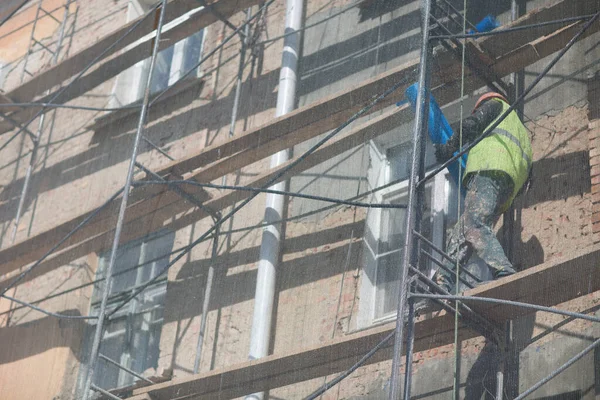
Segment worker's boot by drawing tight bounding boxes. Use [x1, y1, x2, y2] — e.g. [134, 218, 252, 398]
[493, 266, 516, 279]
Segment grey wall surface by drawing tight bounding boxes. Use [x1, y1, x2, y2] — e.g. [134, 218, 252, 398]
[290, 0, 422, 218]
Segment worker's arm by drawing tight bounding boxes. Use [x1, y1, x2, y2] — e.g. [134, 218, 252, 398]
[434, 99, 503, 163]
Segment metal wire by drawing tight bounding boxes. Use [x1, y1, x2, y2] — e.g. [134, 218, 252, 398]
[420, 250, 474, 289]
[141, 136, 174, 161]
[1, 294, 98, 320]
[2, 1, 162, 142]
[0, 246, 187, 317]
[413, 230, 482, 282]
[304, 331, 395, 400]
[90, 384, 123, 400]
[133, 179, 409, 209]
[134, 164, 219, 219]
[0, 175, 413, 319]
[0, 112, 37, 140]
[82, 2, 169, 397]
[407, 266, 499, 341]
[430, 14, 596, 40]
[389, 0, 433, 397]
[419, 10, 600, 187]
[514, 337, 600, 400]
[99, 354, 154, 384]
[149, 0, 275, 106]
[193, 225, 220, 373]
[257, 0, 362, 45]
[196, 0, 243, 36]
[0, 186, 126, 297]
[0, 102, 142, 112]
[412, 294, 600, 324]
[105, 69, 417, 320]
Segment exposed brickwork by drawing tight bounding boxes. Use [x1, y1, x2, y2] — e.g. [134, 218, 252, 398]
[0, 1, 598, 400]
[589, 79, 600, 243]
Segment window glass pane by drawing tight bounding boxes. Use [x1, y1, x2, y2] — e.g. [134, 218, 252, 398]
[94, 244, 141, 302]
[141, 232, 176, 282]
[375, 251, 402, 317]
[88, 232, 173, 390]
[95, 322, 127, 389]
[150, 46, 174, 94]
[182, 30, 204, 75]
[375, 186, 433, 319]
[387, 139, 437, 182]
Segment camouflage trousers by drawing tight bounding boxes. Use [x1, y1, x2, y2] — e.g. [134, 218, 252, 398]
[436, 171, 516, 294]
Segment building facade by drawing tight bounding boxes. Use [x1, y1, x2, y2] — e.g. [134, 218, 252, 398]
[0, 0, 599, 399]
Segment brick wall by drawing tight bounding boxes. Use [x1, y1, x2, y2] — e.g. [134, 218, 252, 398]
[589, 73, 600, 244]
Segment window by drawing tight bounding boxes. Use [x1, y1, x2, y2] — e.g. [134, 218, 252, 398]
[359, 138, 455, 326]
[86, 231, 174, 390]
[109, 0, 206, 108]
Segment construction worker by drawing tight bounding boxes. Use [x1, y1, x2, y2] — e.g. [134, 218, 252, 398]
[433, 92, 532, 294]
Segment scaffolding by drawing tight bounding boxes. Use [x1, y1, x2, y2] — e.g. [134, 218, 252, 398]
[0, 0, 598, 399]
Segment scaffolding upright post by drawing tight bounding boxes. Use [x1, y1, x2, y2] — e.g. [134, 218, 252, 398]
[389, 0, 433, 398]
[10, 0, 73, 244]
[81, 1, 168, 398]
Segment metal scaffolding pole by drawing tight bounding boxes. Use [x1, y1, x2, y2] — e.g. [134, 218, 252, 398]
[419, 11, 600, 187]
[81, 0, 169, 398]
[193, 224, 220, 373]
[10, 0, 72, 244]
[388, 0, 433, 398]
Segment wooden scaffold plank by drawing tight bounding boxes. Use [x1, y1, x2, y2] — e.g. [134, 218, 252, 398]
[124, 247, 600, 400]
[0, 0, 598, 285]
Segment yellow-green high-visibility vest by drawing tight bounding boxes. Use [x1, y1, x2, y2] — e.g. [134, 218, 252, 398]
[464, 98, 532, 211]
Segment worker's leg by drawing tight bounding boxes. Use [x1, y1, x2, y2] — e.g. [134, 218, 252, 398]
[462, 171, 516, 280]
[436, 214, 472, 294]
[436, 172, 515, 293]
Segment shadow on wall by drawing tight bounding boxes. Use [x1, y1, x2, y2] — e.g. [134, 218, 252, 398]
[0, 8, 422, 226]
[0, 311, 85, 364]
[357, 0, 414, 22]
[167, 220, 364, 324]
[522, 151, 591, 207]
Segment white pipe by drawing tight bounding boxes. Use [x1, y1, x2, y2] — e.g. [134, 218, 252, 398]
[246, 0, 302, 398]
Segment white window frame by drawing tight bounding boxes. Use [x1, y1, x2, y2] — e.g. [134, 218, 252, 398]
[83, 230, 174, 391]
[108, 0, 207, 108]
[358, 140, 452, 328]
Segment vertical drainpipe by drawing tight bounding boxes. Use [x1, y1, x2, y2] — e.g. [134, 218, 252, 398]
[246, 0, 303, 399]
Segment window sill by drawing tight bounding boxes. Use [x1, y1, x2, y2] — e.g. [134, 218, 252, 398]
[87, 76, 205, 132]
[346, 316, 397, 337]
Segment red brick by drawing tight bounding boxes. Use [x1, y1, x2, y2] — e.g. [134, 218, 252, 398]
[589, 139, 600, 151]
[592, 213, 600, 224]
[591, 165, 600, 177]
[593, 222, 600, 233]
[590, 156, 600, 167]
[590, 147, 600, 158]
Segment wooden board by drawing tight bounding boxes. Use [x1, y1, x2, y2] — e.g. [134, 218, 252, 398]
[0, 0, 597, 282]
[479, 0, 600, 60]
[463, 248, 600, 323]
[3, 0, 197, 103]
[127, 314, 466, 400]
[0, 0, 259, 134]
[0, 94, 21, 113]
[0, 0, 28, 27]
[125, 247, 600, 399]
[0, 105, 412, 283]
[0, 0, 589, 134]
[492, 18, 600, 77]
